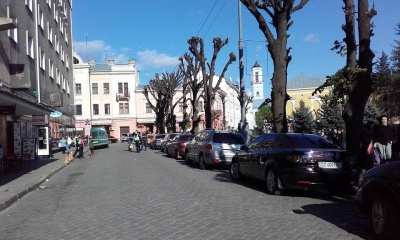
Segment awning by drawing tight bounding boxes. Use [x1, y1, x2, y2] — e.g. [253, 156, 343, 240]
[91, 119, 112, 125]
[137, 118, 155, 124]
[0, 89, 53, 115]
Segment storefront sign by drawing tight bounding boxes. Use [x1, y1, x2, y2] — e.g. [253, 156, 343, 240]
[0, 106, 16, 115]
[32, 115, 49, 125]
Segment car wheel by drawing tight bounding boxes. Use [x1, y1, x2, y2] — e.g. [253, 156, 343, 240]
[166, 148, 171, 157]
[370, 194, 400, 239]
[175, 149, 179, 160]
[184, 152, 191, 165]
[199, 155, 208, 170]
[230, 161, 242, 180]
[265, 167, 281, 195]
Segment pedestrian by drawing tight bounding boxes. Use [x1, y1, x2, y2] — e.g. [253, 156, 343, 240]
[134, 132, 141, 153]
[59, 136, 67, 154]
[89, 136, 95, 156]
[78, 136, 85, 158]
[391, 116, 400, 160]
[360, 121, 376, 169]
[73, 133, 81, 158]
[373, 114, 395, 163]
[141, 130, 148, 151]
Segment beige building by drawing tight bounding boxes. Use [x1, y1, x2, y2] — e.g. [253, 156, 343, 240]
[73, 53, 139, 138]
[286, 75, 331, 118]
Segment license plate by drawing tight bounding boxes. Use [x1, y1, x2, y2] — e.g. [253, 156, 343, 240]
[318, 162, 342, 169]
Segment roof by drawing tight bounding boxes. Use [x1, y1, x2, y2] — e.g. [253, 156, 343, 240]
[252, 60, 261, 68]
[90, 64, 112, 71]
[287, 75, 327, 89]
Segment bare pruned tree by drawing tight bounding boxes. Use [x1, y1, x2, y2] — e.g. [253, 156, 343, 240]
[240, 0, 310, 133]
[163, 70, 184, 133]
[179, 53, 204, 133]
[187, 37, 236, 129]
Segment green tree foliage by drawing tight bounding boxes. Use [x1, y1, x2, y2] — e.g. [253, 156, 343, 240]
[390, 22, 400, 116]
[254, 104, 272, 134]
[317, 92, 345, 130]
[363, 99, 383, 125]
[292, 100, 315, 133]
[391, 23, 400, 73]
[372, 51, 392, 98]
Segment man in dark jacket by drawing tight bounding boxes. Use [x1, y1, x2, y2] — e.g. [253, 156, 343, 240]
[373, 115, 395, 163]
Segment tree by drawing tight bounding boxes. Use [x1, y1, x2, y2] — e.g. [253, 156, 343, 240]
[187, 37, 236, 129]
[363, 98, 383, 125]
[179, 52, 204, 133]
[390, 22, 400, 116]
[291, 100, 315, 133]
[315, 0, 376, 159]
[255, 104, 272, 134]
[371, 51, 391, 104]
[240, 0, 310, 133]
[317, 92, 345, 131]
[391, 22, 400, 73]
[163, 70, 184, 133]
[143, 74, 169, 134]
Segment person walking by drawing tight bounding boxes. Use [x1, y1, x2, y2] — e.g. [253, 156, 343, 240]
[64, 139, 72, 164]
[73, 133, 80, 158]
[134, 132, 141, 153]
[373, 114, 395, 163]
[141, 130, 148, 151]
[89, 136, 95, 156]
[78, 136, 85, 158]
[59, 136, 67, 154]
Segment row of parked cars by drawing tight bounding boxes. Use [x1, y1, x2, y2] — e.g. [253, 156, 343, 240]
[148, 129, 400, 239]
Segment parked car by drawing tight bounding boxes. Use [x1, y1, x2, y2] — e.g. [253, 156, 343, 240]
[150, 134, 166, 149]
[160, 133, 181, 152]
[230, 133, 359, 195]
[147, 134, 155, 145]
[185, 130, 245, 170]
[355, 161, 400, 239]
[108, 136, 118, 143]
[121, 133, 129, 142]
[166, 134, 196, 159]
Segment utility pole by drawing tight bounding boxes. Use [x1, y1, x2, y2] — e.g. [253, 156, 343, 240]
[238, 0, 251, 144]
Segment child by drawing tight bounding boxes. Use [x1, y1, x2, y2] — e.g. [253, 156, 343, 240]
[89, 136, 94, 156]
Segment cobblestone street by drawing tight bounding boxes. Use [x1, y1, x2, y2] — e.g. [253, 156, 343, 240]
[0, 143, 371, 240]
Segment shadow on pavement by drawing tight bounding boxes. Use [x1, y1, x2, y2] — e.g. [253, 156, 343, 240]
[0, 157, 59, 186]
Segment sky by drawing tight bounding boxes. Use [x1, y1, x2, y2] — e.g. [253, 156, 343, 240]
[72, 0, 400, 98]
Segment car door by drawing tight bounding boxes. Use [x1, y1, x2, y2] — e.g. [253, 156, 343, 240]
[252, 135, 285, 179]
[188, 133, 202, 161]
[193, 132, 208, 162]
[240, 135, 266, 176]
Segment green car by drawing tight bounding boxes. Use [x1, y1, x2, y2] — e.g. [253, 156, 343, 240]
[90, 127, 109, 148]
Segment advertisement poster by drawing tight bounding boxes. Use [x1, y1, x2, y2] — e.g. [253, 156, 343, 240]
[22, 138, 36, 160]
[13, 122, 21, 155]
[26, 122, 33, 138]
[21, 122, 27, 139]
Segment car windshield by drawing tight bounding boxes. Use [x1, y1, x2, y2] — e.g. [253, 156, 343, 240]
[213, 133, 244, 144]
[280, 134, 338, 149]
[155, 135, 165, 139]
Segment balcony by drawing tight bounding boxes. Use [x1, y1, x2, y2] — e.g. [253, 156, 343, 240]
[211, 109, 222, 117]
[116, 92, 130, 102]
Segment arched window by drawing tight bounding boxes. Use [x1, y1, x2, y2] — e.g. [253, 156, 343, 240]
[255, 72, 259, 83]
[256, 91, 259, 97]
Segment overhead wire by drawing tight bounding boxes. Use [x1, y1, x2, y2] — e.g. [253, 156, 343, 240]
[196, 0, 218, 37]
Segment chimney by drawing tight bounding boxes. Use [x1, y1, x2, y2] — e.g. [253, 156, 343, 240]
[128, 59, 136, 66]
[107, 59, 115, 65]
[88, 60, 96, 66]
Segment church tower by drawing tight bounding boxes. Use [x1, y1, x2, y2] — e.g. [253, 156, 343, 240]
[251, 60, 263, 100]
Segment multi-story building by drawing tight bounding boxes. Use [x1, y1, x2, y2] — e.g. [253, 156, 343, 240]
[0, 0, 74, 156]
[73, 53, 139, 138]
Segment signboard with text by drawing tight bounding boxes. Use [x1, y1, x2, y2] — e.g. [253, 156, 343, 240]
[32, 115, 49, 125]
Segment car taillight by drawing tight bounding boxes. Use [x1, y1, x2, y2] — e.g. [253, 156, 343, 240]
[287, 155, 314, 163]
[179, 143, 185, 149]
[204, 144, 213, 151]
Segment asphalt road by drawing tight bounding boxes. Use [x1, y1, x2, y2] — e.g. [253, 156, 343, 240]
[0, 142, 371, 240]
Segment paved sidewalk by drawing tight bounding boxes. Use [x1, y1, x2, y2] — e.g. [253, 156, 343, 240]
[0, 149, 87, 212]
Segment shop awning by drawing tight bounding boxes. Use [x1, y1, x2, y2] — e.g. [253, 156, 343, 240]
[91, 119, 112, 125]
[136, 118, 155, 124]
[0, 89, 53, 115]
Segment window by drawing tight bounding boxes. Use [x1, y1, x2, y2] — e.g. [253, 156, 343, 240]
[146, 103, 152, 113]
[103, 83, 110, 94]
[26, 0, 33, 11]
[40, 50, 45, 70]
[75, 83, 81, 95]
[48, 23, 53, 43]
[67, 80, 70, 94]
[92, 83, 98, 95]
[198, 101, 204, 112]
[178, 102, 183, 112]
[119, 103, 129, 114]
[93, 104, 99, 115]
[7, 8, 18, 43]
[104, 104, 111, 115]
[118, 82, 129, 94]
[255, 72, 259, 83]
[56, 69, 60, 85]
[76, 105, 82, 115]
[27, 34, 34, 58]
[49, 60, 54, 78]
[38, 9, 44, 29]
[62, 75, 66, 90]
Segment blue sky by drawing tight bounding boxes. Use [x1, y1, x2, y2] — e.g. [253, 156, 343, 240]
[72, 0, 400, 97]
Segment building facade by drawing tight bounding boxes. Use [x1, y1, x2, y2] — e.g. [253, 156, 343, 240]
[0, 0, 75, 156]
